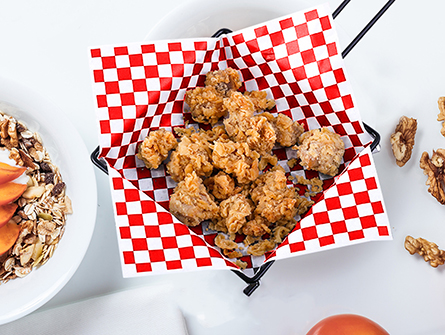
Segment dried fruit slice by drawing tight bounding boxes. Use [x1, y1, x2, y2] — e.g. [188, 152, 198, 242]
[0, 203, 18, 228]
[0, 182, 27, 206]
[0, 220, 20, 256]
[0, 162, 26, 184]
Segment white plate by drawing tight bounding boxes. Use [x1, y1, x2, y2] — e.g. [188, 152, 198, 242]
[147, 0, 307, 40]
[0, 77, 97, 325]
[147, 0, 342, 41]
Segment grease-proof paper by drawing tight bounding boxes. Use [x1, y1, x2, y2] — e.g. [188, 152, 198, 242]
[89, 3, 391, 278]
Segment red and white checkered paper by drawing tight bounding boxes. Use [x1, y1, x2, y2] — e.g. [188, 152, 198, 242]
[89, 3, 391, 278]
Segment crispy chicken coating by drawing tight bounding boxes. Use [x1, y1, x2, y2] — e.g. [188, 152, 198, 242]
[167, 131, 214, 182]
[224, 92, 276, 155]
[242, 214, 271, 237]
[270, 219, 297, 244]
[169, 171, 218, 227]
[204, 171, 241, 200]
[205, 68, 242, 94]
[251, 166, 301, 223]
[218, 193, 253, 234]
[214, 234, 238, 250]
[263, 112, 305, 147]
[184, 68, 242, 125]
[295, 127, 345, 176]
[243, 90, 275, 112]
[211, 138, 260, 184]
[247, 239, 276, 256]
[137, 129, 177, 169]
[184, 86, 226, 125]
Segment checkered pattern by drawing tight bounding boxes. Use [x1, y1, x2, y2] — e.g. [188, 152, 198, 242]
[268, 145, 391, 263]
[89, 4, 391, 278]
[108, 166, 237, 277]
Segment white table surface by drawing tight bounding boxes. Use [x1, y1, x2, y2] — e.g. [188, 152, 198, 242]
[1, 0, 445, 334]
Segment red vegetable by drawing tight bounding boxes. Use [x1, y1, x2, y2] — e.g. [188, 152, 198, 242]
[306, 314, 389, 335]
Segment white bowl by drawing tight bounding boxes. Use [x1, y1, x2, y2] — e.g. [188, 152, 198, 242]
[0, 77, 97, 325]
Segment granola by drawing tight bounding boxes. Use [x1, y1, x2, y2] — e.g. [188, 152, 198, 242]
[0, 111, 72, 284]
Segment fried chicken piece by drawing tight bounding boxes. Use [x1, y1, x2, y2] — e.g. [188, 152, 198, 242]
[263, 112, 305, 147]
[248, 116, 277, 155]
[184, 86, 226, 125]
[247, 239, 276, 256]
[223, 92, 276, 155]
[218, 193, 253, 234]
[204, 171, 241, 200]
[175, 125, 228, 142]
[295, 127, 345, 176]
[167, 131, 214, 182]
[169, 171, 218, 227]
[211, 138, 260, 184]
[250, 166, 301, 223]
[137, 129, 178, 169]
[214, 234, 244, 259]
[205, 68, 242, 95]
[199, 125, 228, 142]
[295, 175, 323, 198]
[242, 214, 271, 237]
[270, 219, 297, 244]
[243, 90, 275, 112]
[184, 68, 242, 125]
[214, 233, 238, 249]
[259, 153, 278, 170]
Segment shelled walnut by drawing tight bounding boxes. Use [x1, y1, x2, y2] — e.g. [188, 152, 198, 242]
[437, 97, 445, 137]
[405, 235, 445, 268]
[419, 149, 445, 204]
[390, 116, 417, 167]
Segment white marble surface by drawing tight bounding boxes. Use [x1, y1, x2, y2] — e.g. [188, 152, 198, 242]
[1, 0, 445, 334]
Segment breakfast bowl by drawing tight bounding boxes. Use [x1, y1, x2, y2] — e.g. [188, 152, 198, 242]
[0, 77, 97, 324]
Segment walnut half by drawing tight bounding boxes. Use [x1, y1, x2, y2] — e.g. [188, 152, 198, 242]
[405, 235, 445, 268]
[419, 149, 445, 204]
[437, 97, 445, 137]
[390, 116, 417, 167]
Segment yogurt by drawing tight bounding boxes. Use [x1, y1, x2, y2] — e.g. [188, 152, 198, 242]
[0, 148, 29, 185]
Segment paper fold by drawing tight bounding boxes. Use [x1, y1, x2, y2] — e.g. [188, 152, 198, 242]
[89, 3, 391, 278]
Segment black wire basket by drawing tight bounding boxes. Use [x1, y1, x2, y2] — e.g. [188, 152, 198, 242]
[91, 0, 394, 296]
